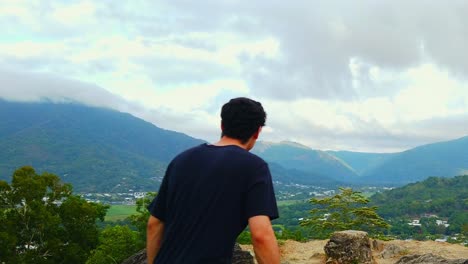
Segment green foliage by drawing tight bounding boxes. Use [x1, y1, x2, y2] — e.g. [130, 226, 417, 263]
[128, 192, 157, 244]
[0, 166, 108, 264]
[386, 218, 415, 240]
[371, 175, 468, 239]
[277, 227, 307, 242]
[236, 231, 252, 244]
[372, 176, 468, 218]
[236, 226, 306, 245]
[448, 211, 468, 235]
[90, 192, 156, 263]
[301, 187, 390, 239]
[272, 200, 311, 228]
[86, 225, 140, 264]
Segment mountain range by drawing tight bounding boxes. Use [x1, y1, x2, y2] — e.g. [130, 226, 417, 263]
[253, 141, 358, 182]
[1, 100, 467, 191]
[358, 136, 468, 185]
[0, 100, 203, 192]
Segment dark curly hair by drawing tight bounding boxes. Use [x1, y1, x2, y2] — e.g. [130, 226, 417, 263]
[220, 97, 267, 143]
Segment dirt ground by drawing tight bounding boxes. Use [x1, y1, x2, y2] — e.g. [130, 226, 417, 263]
[240, 239, 468, 264]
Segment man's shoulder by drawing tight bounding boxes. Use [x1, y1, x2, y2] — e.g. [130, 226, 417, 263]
[173, 143, 266, 166]
[238, 148, 266, 165]
[220, 145, 268, 170]
[171, 143, 206, 160]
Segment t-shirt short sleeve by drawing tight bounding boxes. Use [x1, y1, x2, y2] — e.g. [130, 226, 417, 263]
[147, 167, 170, 222]
[245, 163, 279, 220]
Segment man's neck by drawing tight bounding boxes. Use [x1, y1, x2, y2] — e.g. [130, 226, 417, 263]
[213, 137, 249, 150]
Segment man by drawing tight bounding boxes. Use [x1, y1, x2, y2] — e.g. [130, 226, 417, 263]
[147, 97, 280, 264]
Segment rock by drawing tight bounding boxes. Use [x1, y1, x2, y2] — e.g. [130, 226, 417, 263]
[380, 244, 404, 259]
[371, 239, 385, 252]
[311, 252, 325, 258]
[121, 243, 254, 264]
[395, 253, 468, 264]
[121, 249, 146, 264]
[324, 230, 375, 264]
[232, 243, 255, 264]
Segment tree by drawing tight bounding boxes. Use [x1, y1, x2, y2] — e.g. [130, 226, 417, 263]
[128, 192, 156, 245]
[301, 187, 390, 239]
[86, 225, 140, 264]
[0, 166, 108, 263]
[388, 218, 415, 239]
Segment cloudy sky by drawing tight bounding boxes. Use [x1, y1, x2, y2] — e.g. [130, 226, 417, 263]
[1, 0, 468, 152]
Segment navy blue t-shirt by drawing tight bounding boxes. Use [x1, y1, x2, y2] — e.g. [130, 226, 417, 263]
[148, 143, 278, 264]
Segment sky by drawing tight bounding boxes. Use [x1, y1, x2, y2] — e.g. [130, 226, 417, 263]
[1, 0, 468, 152]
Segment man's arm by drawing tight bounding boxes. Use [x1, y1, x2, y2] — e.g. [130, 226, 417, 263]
[147, 215, 164, 264]
[248, 215, 280, 264]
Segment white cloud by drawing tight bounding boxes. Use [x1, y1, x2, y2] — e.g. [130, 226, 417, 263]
[51, 1, 96, 27]
[0, 38, 75, 60]
[2, 0, 468, 152]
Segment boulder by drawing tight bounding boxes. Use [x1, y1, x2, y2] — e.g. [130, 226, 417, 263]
[379, 244, 404, 259]
[120, 243, 254, 264]
[324, 230, 375, 264]
[371, 239, 385, 252]
[232, 243, 255, 264]
[395, 253, 468, 264]
[121, 249, 146, 264]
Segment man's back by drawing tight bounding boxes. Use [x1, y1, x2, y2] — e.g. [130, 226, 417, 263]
[148, 143, 277, 263]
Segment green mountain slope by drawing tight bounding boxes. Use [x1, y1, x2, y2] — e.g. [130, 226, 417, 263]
[361, 136, 468, 185]
[370, 175, 468, 219]
[0, 100, 204, 192]
[253, 141, 358, 182]
[268, 162, 341, 187]
[0, 100, 341, 193]
[326, 150, 396, 176]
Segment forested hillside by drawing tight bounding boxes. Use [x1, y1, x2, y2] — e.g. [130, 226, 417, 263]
[0, 100, 203, 191]
[0, 101, 341, 194]
[371, 175, 468, 218]
[3, 100, 468, 193]
[371, 175, 468, 239]
[254, 141, 358, 182]
[269, 162, 341, 186]
[327, 150, 395, 175]
[360, 136, 468, 185]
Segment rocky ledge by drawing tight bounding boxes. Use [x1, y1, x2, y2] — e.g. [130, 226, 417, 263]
[121, 243, 254, 264]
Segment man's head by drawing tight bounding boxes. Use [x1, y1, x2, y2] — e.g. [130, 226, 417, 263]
[220, 97, 267, 144]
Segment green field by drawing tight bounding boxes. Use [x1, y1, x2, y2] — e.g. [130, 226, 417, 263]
[105, 205, 137, 222]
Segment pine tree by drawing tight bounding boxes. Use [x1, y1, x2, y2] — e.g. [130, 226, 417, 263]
[301, 187, 390, 239]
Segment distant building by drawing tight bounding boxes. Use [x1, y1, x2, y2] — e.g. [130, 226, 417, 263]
[133, 192, 147, 199]
[408, 219, 421, 226]
[436, 220, 450, 227]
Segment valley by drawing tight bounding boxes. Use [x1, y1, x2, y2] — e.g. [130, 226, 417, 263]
[1, 100, 467, 245]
